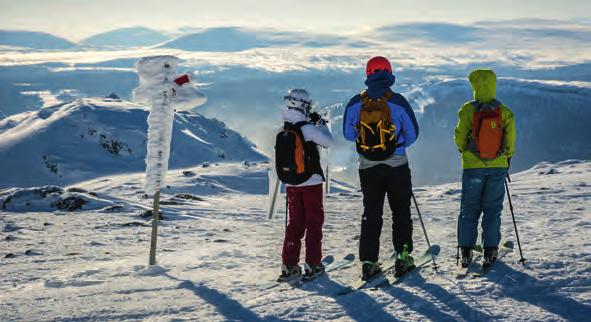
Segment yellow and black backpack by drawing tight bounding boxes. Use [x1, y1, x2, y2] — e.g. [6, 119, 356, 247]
[356, 90, 399, 161]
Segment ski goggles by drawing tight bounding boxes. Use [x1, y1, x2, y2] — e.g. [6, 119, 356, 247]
[284, 95, 312, 109]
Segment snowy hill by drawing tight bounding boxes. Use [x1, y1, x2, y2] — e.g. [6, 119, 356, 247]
[410, 78, 591, 185]
[158, 27, 361, 52]
[80, 27, 171, 48]
[0, 160, 589, 320]
[0, 30, 77, 50]
[159, 27, 280, 52]
[0, 97, 266, 188]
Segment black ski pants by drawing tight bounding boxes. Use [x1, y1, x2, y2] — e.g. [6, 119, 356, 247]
[359, 163, 413, 262]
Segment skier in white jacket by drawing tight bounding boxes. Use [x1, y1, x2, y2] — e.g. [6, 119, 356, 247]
[276, 89, 333, 281]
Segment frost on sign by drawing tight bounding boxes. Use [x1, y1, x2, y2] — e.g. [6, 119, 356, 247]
[134, 55, 207, 196]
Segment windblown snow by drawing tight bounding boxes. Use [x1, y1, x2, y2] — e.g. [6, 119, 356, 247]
[0, 160, 589, 321]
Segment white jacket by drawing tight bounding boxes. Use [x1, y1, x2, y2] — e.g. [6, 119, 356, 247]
[280, 108, 333, 187]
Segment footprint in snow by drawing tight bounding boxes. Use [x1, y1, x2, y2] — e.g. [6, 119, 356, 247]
[44, 279, 105, 288]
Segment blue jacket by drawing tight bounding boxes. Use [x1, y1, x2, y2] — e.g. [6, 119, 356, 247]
[342, 92, 419, 156]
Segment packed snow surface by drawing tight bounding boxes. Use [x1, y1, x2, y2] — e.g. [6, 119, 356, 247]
[0, 160, 589, 321]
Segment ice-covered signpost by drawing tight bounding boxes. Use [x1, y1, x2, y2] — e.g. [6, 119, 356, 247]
[133, 55, 206, 265]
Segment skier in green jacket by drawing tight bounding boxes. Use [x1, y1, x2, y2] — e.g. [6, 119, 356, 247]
[454, 68, 516, 268]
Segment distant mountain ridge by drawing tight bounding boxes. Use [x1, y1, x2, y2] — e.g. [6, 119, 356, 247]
[80, 27, 171, 48]
[158, 26, 365, 51]
[0, 30, 77, 49]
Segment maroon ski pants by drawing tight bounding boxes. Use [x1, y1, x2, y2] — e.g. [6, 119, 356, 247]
[281, 184, 324, 266]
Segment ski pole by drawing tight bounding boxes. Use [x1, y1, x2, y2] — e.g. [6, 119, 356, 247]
[285, 192, 288, 228]
[504, 178, 526, 266]
[411, 192, 438, 270]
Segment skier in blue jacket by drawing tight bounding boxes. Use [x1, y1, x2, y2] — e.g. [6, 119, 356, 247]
[343, 56, 419, 279]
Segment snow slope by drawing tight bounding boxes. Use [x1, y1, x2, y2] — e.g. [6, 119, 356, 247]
[0, 97, 266, 188]
[0, 160, 589, 321]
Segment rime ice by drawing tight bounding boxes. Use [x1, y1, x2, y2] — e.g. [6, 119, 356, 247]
[134, 55, 206, 196]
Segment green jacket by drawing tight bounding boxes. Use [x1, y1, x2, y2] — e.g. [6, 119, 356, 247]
[454, 69, 516, 169]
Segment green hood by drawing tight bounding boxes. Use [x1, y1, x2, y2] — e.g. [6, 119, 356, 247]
[468, 69, 497, 103]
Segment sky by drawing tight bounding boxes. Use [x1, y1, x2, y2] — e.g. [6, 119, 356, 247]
[1, 0, 590, 40]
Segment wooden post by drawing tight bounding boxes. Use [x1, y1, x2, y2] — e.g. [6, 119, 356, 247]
[148, 190, 161, 265]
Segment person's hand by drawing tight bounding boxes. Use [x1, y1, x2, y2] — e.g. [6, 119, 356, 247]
[309, 112, 321, 124]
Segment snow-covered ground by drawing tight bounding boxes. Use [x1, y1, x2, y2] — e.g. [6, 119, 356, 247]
[1, 160, 589, 321]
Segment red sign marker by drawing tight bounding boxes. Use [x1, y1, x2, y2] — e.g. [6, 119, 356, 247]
[174, 74, 190, 86]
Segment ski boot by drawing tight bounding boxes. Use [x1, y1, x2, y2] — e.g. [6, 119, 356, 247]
[483, 247, 498, 268]
[361, 261, 382, 281]
[395, 243, 416, 278]
[303, 263, 325, 280]
[460, 247, 474, 268]
[277, 264, 302, 282]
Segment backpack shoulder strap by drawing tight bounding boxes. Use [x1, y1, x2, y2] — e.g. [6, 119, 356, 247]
[383, 89, 394, 100]
[491, 99, 502, 108]
[360, 90, 371, 106]
[285, 121, 309, 142]
[360, 89, 393, 105]
[469, 100, 481, 112]
[471, 99, 503, 111]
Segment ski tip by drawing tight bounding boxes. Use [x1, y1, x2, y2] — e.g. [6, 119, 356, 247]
[502, 240, 515, 249]
[344, 254, 356, 261]
[323, 255, 335, 265]
[428, 244, 441, 256]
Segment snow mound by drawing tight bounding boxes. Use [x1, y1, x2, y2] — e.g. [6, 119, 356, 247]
[0, 186, 113, 212]
[0, 98, 266, 188]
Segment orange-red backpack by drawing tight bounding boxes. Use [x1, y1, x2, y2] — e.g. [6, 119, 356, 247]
[471, 101, 503, 160]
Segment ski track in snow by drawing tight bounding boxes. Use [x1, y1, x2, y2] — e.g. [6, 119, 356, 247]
[0, 160, 590, 321]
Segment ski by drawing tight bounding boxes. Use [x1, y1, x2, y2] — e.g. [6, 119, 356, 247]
[455, 245, 483, 278]
[336, 253, 398, 296]
[258, 254, 353, 292]
[471, 240, 514, 277]
[383, 244, 441, 286]
[295, 253, 355, 286]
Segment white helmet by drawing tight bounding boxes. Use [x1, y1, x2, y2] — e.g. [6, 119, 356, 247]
[284, 89, 312, 114]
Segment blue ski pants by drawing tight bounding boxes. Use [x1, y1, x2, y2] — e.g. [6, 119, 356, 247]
[457, 167, 507, 248]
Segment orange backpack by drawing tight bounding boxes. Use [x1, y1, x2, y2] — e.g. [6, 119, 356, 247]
[471, 101, 503, 160]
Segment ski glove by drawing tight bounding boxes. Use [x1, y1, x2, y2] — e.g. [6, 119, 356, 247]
[309, 112, 321, 124]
